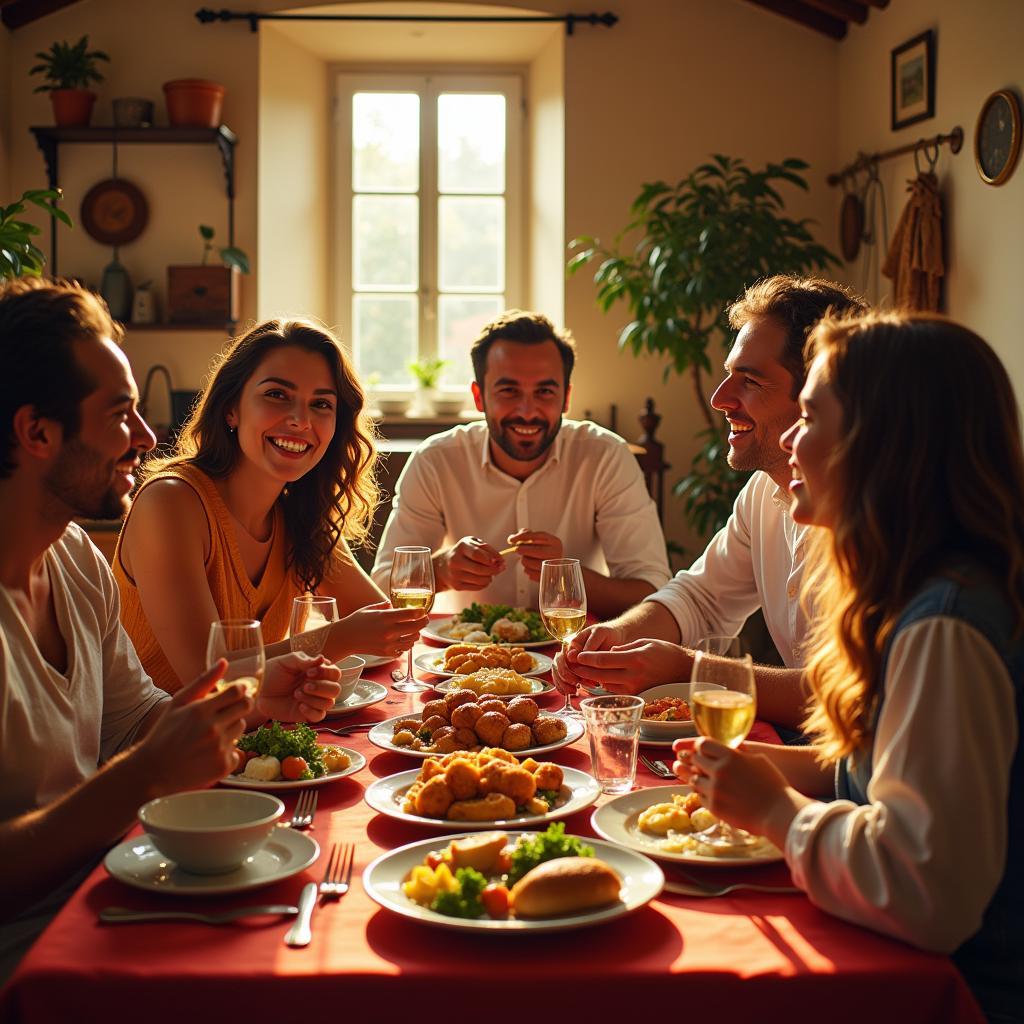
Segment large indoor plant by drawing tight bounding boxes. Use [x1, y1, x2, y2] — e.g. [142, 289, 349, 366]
[0, 188, 72, 279]
[568, 154, 837, 544]
[30, 35, 109, 127]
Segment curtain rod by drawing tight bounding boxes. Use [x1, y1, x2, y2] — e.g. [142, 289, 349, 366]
[195, 8, 618, 35]
[828, 126, 963, 186]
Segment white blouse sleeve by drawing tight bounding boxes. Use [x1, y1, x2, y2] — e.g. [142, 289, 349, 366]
[784, 617, 1017, 953]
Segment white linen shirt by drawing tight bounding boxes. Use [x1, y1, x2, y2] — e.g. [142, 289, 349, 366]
[645, 471, 809, 665]
[786, 617, 1016, 953]
[371, 419, 670, 612]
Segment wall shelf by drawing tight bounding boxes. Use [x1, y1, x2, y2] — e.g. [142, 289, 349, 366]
[29, 124, 237, 273]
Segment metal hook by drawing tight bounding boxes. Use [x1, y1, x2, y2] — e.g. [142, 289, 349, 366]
[913, 142, 924, 176]
[925, 139, 940, 172]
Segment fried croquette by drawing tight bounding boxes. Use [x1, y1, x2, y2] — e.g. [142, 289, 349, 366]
[479, 762, 536, 805]
[414, 775, 455, 817]
[531, 716, 568, 746]
[510, 650, 535, 673]
[393, 718, 423, 734]
[447, 792, 517, 821]
[443, 688, 478, 711]
[475, 710, 511, 746]
[502, 723, 532, 751]
[443, 757, 481, 800]
[506, 696, 539, 725]
[421, 699, 448, 720]
[532, 762, 564, 792]
[450, 702, 484, 729]
[392, 729, 416, 747]
[452, 727, 479, 748]
[421, 714, 449, 735]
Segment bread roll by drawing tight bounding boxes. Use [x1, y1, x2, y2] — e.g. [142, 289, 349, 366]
[510, 857, 621, 918]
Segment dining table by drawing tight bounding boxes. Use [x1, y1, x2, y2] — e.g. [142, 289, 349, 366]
[0, 624, 985, 1024]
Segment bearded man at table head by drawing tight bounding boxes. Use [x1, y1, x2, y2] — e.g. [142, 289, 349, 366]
[0, 277, 341, 981]
[553, 276, 868, 733]
[371, 309, 671, 618]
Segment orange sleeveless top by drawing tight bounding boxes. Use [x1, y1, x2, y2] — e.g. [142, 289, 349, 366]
[113, 464, 300, 693]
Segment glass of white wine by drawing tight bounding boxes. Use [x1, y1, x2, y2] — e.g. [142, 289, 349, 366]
[207, 619, 265, 699]
[390, 545, 434, 693]
[689, 634, 758, 848]
[289, 595, 338, 656]
[539, 558, 587, 719]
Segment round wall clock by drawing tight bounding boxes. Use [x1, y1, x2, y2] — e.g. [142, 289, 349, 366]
[974, 89, 1021, 186]
[80, 178, 149, 245]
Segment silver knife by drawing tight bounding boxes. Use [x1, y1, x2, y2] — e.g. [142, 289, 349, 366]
[284, 882, 318, 947]
[100, 905, 298, 925]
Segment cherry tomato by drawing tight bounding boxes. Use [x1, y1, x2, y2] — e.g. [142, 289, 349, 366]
[281, 756, 309, 781]
[426, 851, 445, 870]
[481, 883, 510, 918]
[495, 850, 512, 874]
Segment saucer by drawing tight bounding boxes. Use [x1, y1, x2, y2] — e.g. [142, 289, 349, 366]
[104, 829, 319, 895]
[326, 678, 388, 717]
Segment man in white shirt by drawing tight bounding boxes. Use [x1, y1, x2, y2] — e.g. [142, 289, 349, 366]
[372, 310, 670, 617]
[0, 278, 340, 977]
[553, 276, 866, 729]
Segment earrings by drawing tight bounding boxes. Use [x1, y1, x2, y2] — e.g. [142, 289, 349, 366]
[227, 424, 236, 434]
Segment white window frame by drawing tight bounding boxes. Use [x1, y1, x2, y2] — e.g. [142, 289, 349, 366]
[333, 71, 523, 396]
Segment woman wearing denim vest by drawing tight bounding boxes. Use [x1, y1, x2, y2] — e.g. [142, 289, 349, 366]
[674, 313, 1023, 1022]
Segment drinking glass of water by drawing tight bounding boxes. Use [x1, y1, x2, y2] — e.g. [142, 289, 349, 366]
[579, 694, 644, 794]
[207, 619, 265, 698]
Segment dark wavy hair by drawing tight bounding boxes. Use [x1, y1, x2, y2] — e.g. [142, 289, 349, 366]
[802, 312, 1024, 758]
[470, 309, 576, 390]
[142, 319, 379, 592]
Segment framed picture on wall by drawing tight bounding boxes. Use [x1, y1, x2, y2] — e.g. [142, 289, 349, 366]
[891, 30, 935, 131]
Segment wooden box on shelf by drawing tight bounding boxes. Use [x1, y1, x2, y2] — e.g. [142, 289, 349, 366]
[167, 265, 239, 324]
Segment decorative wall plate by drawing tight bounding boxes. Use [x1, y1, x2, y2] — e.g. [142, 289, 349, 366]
[81, 178, 149, 245]
[974, 89, 1021, 186]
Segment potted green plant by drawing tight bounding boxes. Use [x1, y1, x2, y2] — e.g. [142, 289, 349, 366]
[408, 356, 449, 416]
[568, 155, 837, 546]
[167, 224, 249, 325]
[30, 35, 109, 127]
[0, 188, 72, 279]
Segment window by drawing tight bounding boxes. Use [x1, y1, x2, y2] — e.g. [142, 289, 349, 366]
[335, 73, 522, 392]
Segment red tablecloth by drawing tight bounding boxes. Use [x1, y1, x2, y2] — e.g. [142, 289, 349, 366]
[0, 638, 984, 1024]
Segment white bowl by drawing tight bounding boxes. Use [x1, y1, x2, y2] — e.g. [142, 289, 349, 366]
[334, 654, 365, 704]
[138, 790, 284, 875]
[375, 397, 411, 416]
[637, 682, 698, 740]
[431, 397, 466, 417]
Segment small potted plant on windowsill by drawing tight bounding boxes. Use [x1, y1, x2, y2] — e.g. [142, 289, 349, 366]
[168, 224, 249, 325]
[408, 356, 449, 417]
[30, 35, 109, 127]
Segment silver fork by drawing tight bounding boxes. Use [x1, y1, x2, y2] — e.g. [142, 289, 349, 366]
[663, 879, 802, 897]
[639, 753, 675, 779]
[285, 789, 317, 830]
[320, 842, 356, 902]
[319, 723, 371, 737]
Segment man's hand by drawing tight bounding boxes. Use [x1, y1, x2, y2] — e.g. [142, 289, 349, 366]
[257, 652, 341, 723]
[335, 600, 429, 658]
[551, 622, 625, 694]
[571, 638, 693, 695]
[134, 660, 253, 795]
[507, 529, 562, 582]
[436, 536, 505, 591]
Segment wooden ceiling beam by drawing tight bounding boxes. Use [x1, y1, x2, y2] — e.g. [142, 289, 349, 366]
[1, 0, 84, 30]
[742, 0, 847, 40]
[800, 0, 868, 24]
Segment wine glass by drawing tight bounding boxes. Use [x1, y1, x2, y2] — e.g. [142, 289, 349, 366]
[390, 546, 434, 692]
[289, 595, 338, 656]
[207, 619, 265, 699]
[689, 634, 758, 848]
[539, 558, 587, 718]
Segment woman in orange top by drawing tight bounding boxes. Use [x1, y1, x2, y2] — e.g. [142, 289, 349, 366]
[115, 319, 428, 693]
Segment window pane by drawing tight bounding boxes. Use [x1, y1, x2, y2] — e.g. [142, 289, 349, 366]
[438, 196, 504, 291]
[353, 195, 418, 290]
[438, 94, 505, 194]
[438, 295, 504, 386]
[354, 295, 417, 385]
[353, 93, 419, 192]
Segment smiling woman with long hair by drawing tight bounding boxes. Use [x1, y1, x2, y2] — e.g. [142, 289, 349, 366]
[672, 312, 1024, 1022]
[114, 319, 427, 693]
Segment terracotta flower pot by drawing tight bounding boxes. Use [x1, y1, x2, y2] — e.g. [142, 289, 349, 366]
[163, 79, 225, 128]
[50, 89, 96, 127]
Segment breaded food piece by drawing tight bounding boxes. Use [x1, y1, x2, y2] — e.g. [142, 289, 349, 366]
[421, 699, 449, 721]
[452, 727, 479, 748]
[502, 723, 533, 751]
[479, 746, 517, 765]
[392, 729, 416, 747]
[519, 757, 539, 773]
[506, 696, 539, 725]
[415, 775, 455, 818]
[475, 710, 511, 746]
[523, 796, 550, 816]
[448, 792, 517, 821]
[321, 746, 351, 772]
[444, 757, 481, 800]
[443, 688, 478, 712]
[531, 716, 567, 746]
[393, 718, 423, 734]
[510, 651, 534, 673]
[478, 698, 507, 716]
[421, 714, 449, 735]
[450, 701, 484, 729]
[479, 761, 536, 805]
[451, 655, 483, 673]
[444, 643, 477, 661]
[532, 762, 564, 792]
[421, 757, 445, 781]
[681, 791, 702, 815]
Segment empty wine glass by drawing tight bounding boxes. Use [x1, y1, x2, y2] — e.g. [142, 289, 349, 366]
[207, 619, 265, 699]
[289, 595, 338, 656]
[689, 635, 758, 848]
[390, 546, 434, 692]
[540, 558, 587, 718]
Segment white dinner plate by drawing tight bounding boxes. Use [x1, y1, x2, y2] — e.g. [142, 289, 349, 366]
[591, 785, 783, 867]
[326, 678, 389, 718]
[105, 829, 320, 896]
[421, 616, 554, 649]
[638, 683, 697, 742]
[364, 765, 601, 830]
[351, 653, 397, 669]
[413, 650, 553, 679]
[220, 745, 365, 790]
[363, 831, 663, 932]
[433, 676, 555, 700]
[367, 712, 585, 760]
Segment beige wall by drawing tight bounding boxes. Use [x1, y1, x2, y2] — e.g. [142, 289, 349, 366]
[0, 26, 10, 199]
[834, 0, 1024, 399]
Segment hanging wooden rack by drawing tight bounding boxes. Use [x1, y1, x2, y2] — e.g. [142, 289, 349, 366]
[828, 126, 963, 186]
